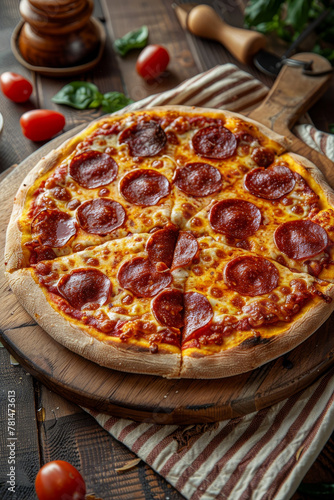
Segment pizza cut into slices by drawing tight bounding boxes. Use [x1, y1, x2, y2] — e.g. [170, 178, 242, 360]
[5, 105, 334, 378]
[8, 225, 200, 377]
[180, 237, 334, 377]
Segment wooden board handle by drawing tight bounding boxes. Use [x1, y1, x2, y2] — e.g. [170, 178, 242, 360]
[187, 4, 266, 64]
[248, 53, 332, 134]
[248, 52, 334, 186]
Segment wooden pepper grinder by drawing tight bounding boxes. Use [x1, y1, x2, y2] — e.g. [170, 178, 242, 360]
[18, 0, 101, 68]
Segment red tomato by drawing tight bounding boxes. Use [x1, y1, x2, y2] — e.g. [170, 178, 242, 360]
[35, 460, 86, 500]
[0, 72, 33, 103]
[20, 110, 66, 141]
[136, 44, 170, 80]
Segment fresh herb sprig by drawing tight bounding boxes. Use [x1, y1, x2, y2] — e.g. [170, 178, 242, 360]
[244, 0, 334, 62]
[52, 82, 133, 112]
[113, 26, 149, 57]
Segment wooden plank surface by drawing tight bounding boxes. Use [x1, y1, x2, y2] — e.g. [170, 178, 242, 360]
[0, 348, 40, 500]
[0, 0, 333, 498]
[36, 384, 182, 500]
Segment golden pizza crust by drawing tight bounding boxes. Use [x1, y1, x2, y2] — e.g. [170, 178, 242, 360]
[5, 142, 79, 272]
[288, 151, 334, 208]
[7, 268, 181, 378]
[5, 105, 334, 379]
[181, 282, 334, 378]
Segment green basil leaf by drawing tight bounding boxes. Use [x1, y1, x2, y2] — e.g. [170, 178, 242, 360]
[52, 82, 103, 109]
[298, 482, 334, 496]
[286, 0, 312, 30]
[244, 0, 285, 26]
[329, 124, 334, 134]
[101, 92, 134, 113]
[88, 95, 104, 108]
[244, 0, 334, 65]
[113, 25, 148, 57]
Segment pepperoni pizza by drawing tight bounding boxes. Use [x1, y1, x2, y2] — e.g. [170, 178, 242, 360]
[5, 106, 334, 378]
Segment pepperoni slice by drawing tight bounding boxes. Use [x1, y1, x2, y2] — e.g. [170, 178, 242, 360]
[119, 121, 167, 157]
[173, 162, 222, 197]
[183, 292, 213, 342]
[152, 289, 184, 328]
[146, 224, 179, 268]
[31, 209, 77, 248]
[209, 199, 261, 239]
[118, 257, 172, 298]
[251, 147, 275, 167]
[29, 245, 57, 265]
[192, 126, 237, 159]
[58, 269, 111, 310]
[120, 169, 170, 206]
[172, 232, 198, 270]
[235, 132, 255, 144]
[244, 165, 296, 200]
[69, 150, 118, 189]
[224, 256, 279, 296]
[274, 220, 328, 260]
[76, 198, 126, 235]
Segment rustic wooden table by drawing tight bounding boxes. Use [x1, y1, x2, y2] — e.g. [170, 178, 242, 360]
[0, 1, 333, 499]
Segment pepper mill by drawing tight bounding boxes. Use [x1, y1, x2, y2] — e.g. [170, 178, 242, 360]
[18, 0, 101, 68]
[175, 4, 267, 65]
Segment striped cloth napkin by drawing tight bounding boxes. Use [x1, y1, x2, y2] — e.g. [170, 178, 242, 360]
[83, 64, 334, 500]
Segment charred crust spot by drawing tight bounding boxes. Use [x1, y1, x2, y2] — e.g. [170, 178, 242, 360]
[240, 335, 271, 348]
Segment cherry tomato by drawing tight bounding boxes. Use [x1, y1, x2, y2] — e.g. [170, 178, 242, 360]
[0, 72, 33, 103]
[35, 460, 86, 500]
[136, 44, 170, 80]
[20, 110, 66, 141]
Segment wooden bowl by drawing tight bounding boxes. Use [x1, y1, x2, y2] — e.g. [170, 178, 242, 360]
[11, 18, 106, 77]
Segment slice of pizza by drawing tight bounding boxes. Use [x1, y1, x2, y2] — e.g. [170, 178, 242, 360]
[180, 237, 334, 378]
[7, 161, 175, 272]
[185, 151, 334, 280]
[6, 225, 199, 378]
[169, 108, 287, 228]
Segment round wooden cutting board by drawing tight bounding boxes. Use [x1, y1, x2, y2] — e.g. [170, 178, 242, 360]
[1, 54, 334, 424]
